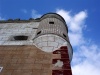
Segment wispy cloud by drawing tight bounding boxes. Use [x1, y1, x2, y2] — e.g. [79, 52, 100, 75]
[0, 16, 5, 20]
[31, 9, 41, 19]
[56, 9, 100, 75]
[0, 13, 5, 20]
[21, 9, 27, 14]
[21, 9, 41, 19]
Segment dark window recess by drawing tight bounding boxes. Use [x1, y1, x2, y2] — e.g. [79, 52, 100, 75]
[32, 28, 38, 29]
[37, 31, 41, 35]
[63, 34, 66, 37]
[13, 35, 28, 41]
[49, 21, 54, 24]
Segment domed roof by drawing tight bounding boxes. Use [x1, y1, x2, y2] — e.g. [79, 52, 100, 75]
[40, 13, 66, 24]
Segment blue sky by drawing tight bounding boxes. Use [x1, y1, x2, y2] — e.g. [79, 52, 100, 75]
[0, 0, 100, 44]
[0, 0, 100, 75]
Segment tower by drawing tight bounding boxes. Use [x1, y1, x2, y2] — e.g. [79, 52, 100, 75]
[0, 13, 73, 75]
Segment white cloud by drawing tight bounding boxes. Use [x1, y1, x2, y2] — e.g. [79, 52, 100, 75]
[73, 61, 100, 75]
[69, 33, 84, 46]
[56, 9, 87, 47]
[56, 9, 71, 23]
[56, 9, 100, 75]
[31, 9, 41, 18]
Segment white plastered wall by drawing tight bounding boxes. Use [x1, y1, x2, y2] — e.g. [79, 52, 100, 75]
[33, 34, 72, 60]
[0, 22, 39, 45]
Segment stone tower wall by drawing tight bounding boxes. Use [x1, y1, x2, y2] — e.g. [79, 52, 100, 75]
[36, 17, 69, 42]
[33, 13, 73, 61]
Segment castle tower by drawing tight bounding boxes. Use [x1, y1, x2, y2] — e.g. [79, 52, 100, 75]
[0, 13, 73, 75]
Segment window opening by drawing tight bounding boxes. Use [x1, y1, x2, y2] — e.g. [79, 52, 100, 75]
[49, 21, 54, 24]
[37, 31, 41, 35]
[63, 34, 66, 37]
[33, 28, 38, 29]
[13, 35, 28, 41]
